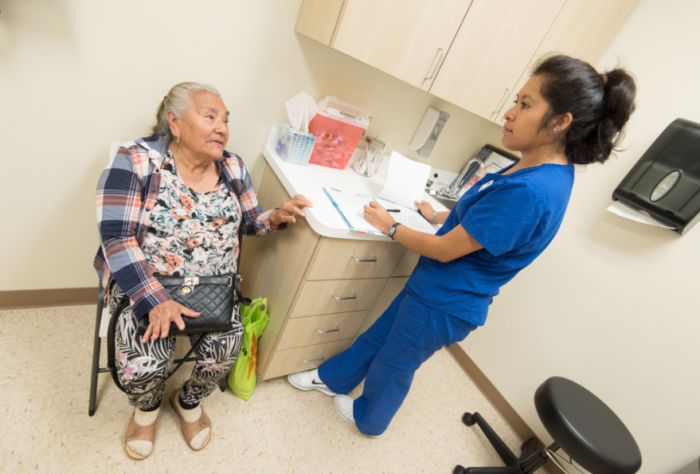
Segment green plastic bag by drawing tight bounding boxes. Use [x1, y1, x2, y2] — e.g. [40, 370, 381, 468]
[228, 297, 269, 400]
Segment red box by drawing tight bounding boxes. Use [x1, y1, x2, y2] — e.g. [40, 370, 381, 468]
[308, 97, 370, 170]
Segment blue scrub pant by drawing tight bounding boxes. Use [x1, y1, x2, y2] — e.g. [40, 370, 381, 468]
[318, 289, 477, 436]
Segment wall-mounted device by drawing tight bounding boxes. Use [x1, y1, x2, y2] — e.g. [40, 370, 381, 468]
[409, 106, 450, 158]
[438, 145, 518, 200]
[613, 118, 700, 235]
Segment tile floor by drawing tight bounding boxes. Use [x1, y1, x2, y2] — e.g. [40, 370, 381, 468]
[0, 304, 524, 473]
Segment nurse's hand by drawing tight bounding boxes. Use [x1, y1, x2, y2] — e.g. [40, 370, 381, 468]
[364, 201, 395, 234]
[415, 200, 435, 222]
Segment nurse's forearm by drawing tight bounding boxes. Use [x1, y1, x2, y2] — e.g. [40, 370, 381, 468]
[436, 211, 449, 225]
[393, 223, 482, 263]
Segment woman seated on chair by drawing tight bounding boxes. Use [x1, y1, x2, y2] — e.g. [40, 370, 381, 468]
[94, 82, 311, 460]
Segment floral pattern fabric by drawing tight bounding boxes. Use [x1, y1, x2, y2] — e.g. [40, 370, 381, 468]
[143, 151, 240, 277]
[110, 151, 245, 409]
[110, 285, 243, 409]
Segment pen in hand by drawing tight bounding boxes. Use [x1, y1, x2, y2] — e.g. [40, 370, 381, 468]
[387, 209, 400, 213]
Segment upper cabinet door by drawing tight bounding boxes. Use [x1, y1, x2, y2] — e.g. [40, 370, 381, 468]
[332, 0, 473, 91]
[429, 0, 565, 122]
[492, 0, 639, 126]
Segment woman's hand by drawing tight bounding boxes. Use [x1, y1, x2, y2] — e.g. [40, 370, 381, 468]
[415, 200, 435, 222]
[270, 195, 312, 225]
[141, 300, 201, 343]
[364, 201, 395, 235]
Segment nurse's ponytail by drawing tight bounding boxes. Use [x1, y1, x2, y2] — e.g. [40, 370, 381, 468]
[533, 55, 636, 166]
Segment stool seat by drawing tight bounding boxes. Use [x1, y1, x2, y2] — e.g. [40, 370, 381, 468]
[535, 377, 642, 474]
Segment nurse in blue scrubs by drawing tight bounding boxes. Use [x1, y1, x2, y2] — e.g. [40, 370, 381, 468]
[288, 55, 637, 437]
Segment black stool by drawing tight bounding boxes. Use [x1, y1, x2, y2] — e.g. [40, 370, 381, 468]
[454, 376, 642, 474]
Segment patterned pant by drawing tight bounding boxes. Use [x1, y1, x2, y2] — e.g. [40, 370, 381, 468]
[109, 286, 243, 410]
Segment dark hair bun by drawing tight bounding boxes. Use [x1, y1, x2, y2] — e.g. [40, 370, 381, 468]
[533, 55, 637, 165]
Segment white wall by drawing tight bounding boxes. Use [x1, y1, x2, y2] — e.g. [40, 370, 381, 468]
[0, 0, 502, 291]
[3, 1, 697, 471]
[461, 1, 700, 472]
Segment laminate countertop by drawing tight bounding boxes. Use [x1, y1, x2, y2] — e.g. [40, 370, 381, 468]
[261, 124, 452, 241]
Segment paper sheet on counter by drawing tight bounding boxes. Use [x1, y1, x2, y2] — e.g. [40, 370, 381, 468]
[375, 197, 437, 234]
[376, 151, 431, 210]
[607, 201, 676, 229]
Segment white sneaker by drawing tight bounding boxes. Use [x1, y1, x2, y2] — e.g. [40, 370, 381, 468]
[287, 369, 336, 396]
[334, 394, 355, 423]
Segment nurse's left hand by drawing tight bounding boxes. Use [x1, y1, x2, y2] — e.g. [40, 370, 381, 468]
[364, 201, 395, 234]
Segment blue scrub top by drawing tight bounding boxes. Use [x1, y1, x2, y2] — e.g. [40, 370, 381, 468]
[404, 162, 575, 326]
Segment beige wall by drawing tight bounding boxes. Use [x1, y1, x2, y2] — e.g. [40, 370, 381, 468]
[460, 1, 700, 473]
[4, 0, 696, 471]
[0, 0, 502, 292]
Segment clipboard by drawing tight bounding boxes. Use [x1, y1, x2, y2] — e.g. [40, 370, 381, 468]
[322, 187, 384, 236]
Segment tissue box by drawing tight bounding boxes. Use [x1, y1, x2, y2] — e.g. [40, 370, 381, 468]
[276, 124, 317, 166]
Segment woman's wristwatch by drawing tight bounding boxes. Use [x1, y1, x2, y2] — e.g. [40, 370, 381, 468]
[388, 222, 402, 240]
[432, 211, 438, 225]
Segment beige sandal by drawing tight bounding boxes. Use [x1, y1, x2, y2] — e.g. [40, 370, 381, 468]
[124, 414, 157, 460]
[170, 390, 211, 451]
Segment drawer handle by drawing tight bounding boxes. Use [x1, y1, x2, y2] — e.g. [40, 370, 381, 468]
[332, 291, 357, 301]
[316, 323, 340, 334]
[352, 255, 377, 263]
[301, 351, 325, 363]
[492, 88, 512, 116]
[424, 48, 445, 81]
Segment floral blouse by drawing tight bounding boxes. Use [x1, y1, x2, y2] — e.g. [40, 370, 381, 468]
[142, 151, 241, 277]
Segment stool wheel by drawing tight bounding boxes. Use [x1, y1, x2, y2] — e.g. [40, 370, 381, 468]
[453, 465, 466, 474]
[462, 412, 476, 426]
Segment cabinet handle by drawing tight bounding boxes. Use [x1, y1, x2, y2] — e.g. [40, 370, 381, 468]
[352, 255, 377, 263]
[492, 88, 512, 117]
[332, 291, 357, 301]
[302, 351, 325, 363]
[424, 48, 445, 81]
[316, 323, 340, 334]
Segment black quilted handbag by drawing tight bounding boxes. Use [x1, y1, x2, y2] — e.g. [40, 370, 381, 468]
[136, 273, 249, 336]
[107, 273, 250, 395]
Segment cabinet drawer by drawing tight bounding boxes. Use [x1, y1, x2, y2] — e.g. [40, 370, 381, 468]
[392, 250, 420, 277]
[265, 339, 352, 379]
[307, 238, 405, 280]
[291, 279, 386, 318]
[277, 311, 368, 351]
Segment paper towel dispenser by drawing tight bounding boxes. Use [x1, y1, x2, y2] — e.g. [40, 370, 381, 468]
[613, 118, 700, 235]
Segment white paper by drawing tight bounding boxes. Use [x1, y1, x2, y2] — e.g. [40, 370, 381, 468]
[285, 92, 318, 133]
[375, 198, 437, 235]
[607, 201, 676, 229]
[377, 151, 431, 210]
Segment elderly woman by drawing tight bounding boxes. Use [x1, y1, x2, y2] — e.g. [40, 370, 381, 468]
[94, 82, 311, 460]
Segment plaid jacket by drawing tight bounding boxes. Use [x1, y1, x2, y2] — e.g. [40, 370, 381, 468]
[94, 134, 281, 319]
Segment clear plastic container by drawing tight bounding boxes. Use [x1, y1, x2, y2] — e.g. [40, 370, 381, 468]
[308, 97, 370, 170]
[276, 124, 316, 166]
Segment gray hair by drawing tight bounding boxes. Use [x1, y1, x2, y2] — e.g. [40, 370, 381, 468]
[151, 82, 221, 140]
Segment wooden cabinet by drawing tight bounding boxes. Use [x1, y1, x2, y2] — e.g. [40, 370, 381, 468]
[429, 0, 565, 121]
[295, 0, 638, 121]
[240, 166, 412, 380]
[492, 0, 639, 126]
[332, 0, 473, 90]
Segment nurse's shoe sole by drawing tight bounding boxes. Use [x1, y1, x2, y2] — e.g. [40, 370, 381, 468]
[287, 369, 336, 397]
[334, 395, 382, 438]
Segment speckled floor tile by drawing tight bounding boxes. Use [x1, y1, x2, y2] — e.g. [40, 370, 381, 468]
[0, 305, 525, 473]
